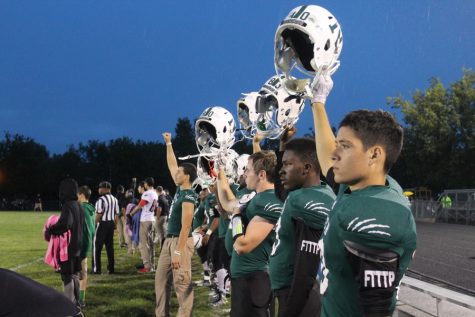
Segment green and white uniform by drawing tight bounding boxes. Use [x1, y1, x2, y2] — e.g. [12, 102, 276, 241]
[204, 193, 219, 228]
[230, 189, 283, 278]
[167, 188, 198, 236]
[269, 183, 335, 290]
[192, 200, 206, 231]
[225, 187, 253, 255]
[218, 184, 240, 238]
[318, 177, 417, 317]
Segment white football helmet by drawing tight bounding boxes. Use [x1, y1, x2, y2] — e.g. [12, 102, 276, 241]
[237, 92, 260, 139]
[274, 5, 343, 94]
[255, 75, 305, 139]
[195, 107, 236, 158]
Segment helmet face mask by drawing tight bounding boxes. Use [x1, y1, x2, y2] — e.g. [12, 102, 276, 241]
[275, 5, 343, 94]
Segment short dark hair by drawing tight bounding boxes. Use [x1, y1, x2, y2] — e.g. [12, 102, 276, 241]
[78, 185, 91, 200]
[144, 177, 155, 188]
[284, 138, 320, 173]
[249, 150, 277, 183]
[339, 109, 403, 172]
[138, 181, 145, 188]
[99, 181, 112, 189]
[156, 186, 163, 192]
[179, 162, 197, 183]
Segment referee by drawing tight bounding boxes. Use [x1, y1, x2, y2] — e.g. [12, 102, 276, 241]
[92, 181, 119, 274]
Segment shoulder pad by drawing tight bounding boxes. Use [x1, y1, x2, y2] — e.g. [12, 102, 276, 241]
[343, 240, 398, 263]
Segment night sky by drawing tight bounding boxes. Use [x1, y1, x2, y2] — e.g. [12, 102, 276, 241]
[1, 1, 473, 153]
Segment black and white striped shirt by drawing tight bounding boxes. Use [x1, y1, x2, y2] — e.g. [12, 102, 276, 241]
[95, 194, 119, 221]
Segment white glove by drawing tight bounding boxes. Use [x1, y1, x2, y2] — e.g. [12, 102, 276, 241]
[306, 73, 333, 105]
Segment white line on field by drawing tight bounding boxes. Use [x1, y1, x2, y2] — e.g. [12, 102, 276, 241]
[9, 257, 43, 272]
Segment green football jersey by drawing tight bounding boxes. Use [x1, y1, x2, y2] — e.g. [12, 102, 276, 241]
[167, 188, 198, 236]
[269, 183, 335, 290]
[204, 193, 219, 227]
[318, 179, 417, 317]
[192, 200, 206, 231]
[230, 189, 283, 278]
[218, 183, 240, 238]
[225, 187, 253, 255]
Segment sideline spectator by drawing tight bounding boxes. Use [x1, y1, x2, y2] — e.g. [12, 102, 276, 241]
[46, 178, 85, 305]
[78, 185, 95, 308]
[115, 185, 127, 248]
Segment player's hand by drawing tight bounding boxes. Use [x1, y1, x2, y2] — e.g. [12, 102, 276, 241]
[202, 234, 210, 246]
[307, 73, 333, 105]
[281, 126, 297, 143]
[162, 132, 172, 143]
[171, 254, 181, 269]
[253, 132, 264, 144]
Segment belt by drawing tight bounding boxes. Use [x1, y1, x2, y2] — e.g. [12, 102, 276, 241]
[166, 234, 192, 238]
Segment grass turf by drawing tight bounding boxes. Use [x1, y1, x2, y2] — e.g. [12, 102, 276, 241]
[0, 211, 230, 316]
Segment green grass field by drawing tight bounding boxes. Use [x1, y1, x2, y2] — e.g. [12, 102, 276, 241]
[0, 211, 230, 317]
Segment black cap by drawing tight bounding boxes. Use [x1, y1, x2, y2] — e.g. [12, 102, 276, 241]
[99, 181, 112, 189]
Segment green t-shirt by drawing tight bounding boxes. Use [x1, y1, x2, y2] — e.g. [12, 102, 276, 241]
[218, 183, 240, 238]
[225, 187, 253, 255]
[269, 183, 335, 290]
[230, 189, 283, 278]
[318, 179, 417, 317]
[167, 188, 198, 236]
[204, 193, 219, 228]
[80, 202, 96, 259]
[192, 200, 206, 231]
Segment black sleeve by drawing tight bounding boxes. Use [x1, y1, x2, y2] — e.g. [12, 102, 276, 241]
[48, 205, 73, 235]
[344, 240, 399, 317]
[323, 167, 339, 194]
[283, 217, 323, 317]
[274, 150, 288, 202]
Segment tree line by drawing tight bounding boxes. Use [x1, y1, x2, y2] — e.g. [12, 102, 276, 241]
[0, 71, 473, 205]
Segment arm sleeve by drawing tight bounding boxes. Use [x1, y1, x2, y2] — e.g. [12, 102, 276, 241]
[274, 150, 288, 202]
[95, 198, 103, 214]
[340, 216, 400, 317]
[284, 218, 323, 317]
[48, 205, 73, 235]
[323, 167, 339, 194]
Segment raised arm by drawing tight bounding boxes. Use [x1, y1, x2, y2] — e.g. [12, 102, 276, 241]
[163, 132, 179, 183]
[252, 133, 263, 153]
[310, 74, 336, 177]
[216, 167, 239, 214]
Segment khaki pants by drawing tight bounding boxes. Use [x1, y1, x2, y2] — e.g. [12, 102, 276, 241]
[155, 237, 194, 317]
[139, 221, 153, 269]
[116, 216, 125, 246]
[155, 216, 168, 246]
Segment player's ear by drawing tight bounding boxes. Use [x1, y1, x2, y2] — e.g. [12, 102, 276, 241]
[368, 146, 383, 166]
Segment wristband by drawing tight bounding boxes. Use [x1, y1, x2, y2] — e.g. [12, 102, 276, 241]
[231, 214, 244, 241]
[173, 250, 181, 256]
[206, 229, 213, 236]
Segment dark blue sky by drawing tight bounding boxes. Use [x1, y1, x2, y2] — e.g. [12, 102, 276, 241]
[1, 1, 474, 153]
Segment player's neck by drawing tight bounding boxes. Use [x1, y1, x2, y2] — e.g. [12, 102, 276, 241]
[180, 183, 192, 190]
[349, 173, 386, 191]
[256, 181, 274, 193]
[302, 173, 320, 188]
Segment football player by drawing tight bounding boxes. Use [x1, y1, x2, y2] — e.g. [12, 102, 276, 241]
[217, 151, 283, 317]
[310, 74, 417, 317]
